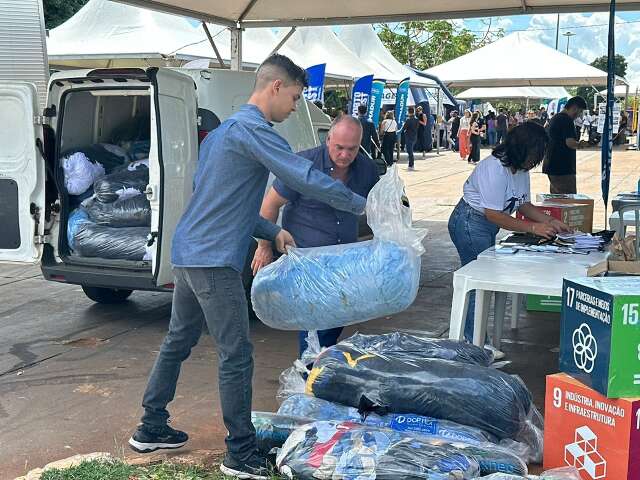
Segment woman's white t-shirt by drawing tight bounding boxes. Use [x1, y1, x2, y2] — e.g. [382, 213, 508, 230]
[380, 119, 398, 133]
[463, 154, 531, 214]
[459, 117, 471, 130]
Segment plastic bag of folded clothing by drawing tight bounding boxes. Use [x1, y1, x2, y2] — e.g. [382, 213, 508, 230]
[276, 420, 482, 480]
[473, 467, 581, 479]
[83, 195, 151, 227]
[93, 169, 149, 203]
[251, 165, 427, 331]
[252, 411, 313, 455]
[303, 332, 543, 463]
[67, 208, 92, 250]
[73, 222, 149, 261]
[62, 152, 106, 196]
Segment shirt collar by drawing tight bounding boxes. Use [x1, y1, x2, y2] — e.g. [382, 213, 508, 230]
[320, 144, 359, 176]
[240, 104, 273, 126]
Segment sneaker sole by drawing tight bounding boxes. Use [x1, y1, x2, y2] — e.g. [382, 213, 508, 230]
[219, 463, 269, 480]
[128, 437, 187, 453]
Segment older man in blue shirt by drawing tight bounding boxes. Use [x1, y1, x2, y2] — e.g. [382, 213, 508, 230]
[128, 55, 367, 480]
[251, 114, 379, 357]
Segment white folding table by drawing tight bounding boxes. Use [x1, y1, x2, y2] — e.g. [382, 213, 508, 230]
[448, 248, 608, 347]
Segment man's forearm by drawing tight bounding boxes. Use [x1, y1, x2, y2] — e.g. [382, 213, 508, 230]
[566, 138, 579, 150]
[257, 204, 281, 247]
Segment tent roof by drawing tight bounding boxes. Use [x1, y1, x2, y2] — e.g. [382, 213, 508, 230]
[115, 0, 640, 27]
[424, 32, 626, 87]
[336, 25, 436, 88]
[457, 86, 570, 99]
[597, 84, 637, 96]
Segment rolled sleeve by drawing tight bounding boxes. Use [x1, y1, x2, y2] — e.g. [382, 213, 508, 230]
[273, 178, 300, 203]
[253, 216, 281, 241]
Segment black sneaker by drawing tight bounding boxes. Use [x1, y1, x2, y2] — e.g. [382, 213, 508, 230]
[128, 423, 188, 453]
[219, 452, 271, 479]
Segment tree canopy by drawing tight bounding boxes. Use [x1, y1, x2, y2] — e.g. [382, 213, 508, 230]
[43, 0, 89, 29]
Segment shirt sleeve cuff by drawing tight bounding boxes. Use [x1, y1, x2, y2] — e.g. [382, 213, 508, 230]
[254, 217, 281, 241]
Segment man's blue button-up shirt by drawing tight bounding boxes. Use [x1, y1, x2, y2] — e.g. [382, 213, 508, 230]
[273, 145, 379, 248]
[171, 105, 367, 271]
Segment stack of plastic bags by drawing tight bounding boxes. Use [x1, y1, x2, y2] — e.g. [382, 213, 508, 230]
[253, 332, 547, 479]
[251, 165, 427, 331]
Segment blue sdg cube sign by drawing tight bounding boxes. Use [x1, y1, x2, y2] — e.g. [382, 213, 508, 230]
[560, 277, 640, 398]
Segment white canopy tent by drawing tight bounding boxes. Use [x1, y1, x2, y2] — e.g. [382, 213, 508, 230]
[457, 86, 570, 100]
[598, 84, 637, 96]
[424, 32, 626, 88]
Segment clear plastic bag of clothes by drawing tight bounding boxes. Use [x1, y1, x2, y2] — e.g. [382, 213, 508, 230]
[93, 169, 149, 203]
[252, 411, 313, 455]
[276, 420, 481, 480]
[305, 334, 543, 446]
[74, 223, 149, 261]
[62, 152, 105, 195]
[251, 165, 427, 331]
[83, 195, 151, 227]
[67, 208, 91, 251]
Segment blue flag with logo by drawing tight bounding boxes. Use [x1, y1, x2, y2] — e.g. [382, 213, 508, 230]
[350, 74, 374, 117]
[303, 64, 326, 103]
[368, 79, 386, 127]
[395, 77, 411, 132]
[601, 0, 616, 211]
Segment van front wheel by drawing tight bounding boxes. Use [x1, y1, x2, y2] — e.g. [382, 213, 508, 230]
[82, 286, 133, 304]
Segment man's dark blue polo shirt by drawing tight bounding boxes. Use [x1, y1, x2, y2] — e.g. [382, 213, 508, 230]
[273, 144, 379, 248]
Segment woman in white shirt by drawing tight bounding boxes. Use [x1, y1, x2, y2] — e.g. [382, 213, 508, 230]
[458, 109, 472, 160]
[379, 110, 398, 166]
[448, 122, 570, 345]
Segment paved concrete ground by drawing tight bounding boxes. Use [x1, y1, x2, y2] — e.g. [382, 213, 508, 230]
[1, 146, 638, 478]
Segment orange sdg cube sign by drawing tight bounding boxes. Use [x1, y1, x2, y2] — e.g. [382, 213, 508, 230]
[544, 373, 640, 479]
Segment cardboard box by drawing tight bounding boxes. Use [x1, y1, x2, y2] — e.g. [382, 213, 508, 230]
[544, 373, 640, 480]
[536, 193, 595, 208]
[560, 277, 640, 398]
[527, 294, 562, 313]
[516, 203, 593, 233]
[587, 260, 640, 276]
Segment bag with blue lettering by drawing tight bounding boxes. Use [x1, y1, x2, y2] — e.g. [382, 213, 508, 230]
[250, 165, 427, 331]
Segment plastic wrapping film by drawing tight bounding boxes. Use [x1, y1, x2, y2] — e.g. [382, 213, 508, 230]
[93, 169, 149, 203]
[252, 411, 313, 455]
[251, 165, 427, 331]
[305, 334, 542, 445]
[62, 152, 105, 195]
[67, 208, 91, 251]
[276, 420, 481, 480]
[73, 223, 149, 261]
[83, 195, 151, 227]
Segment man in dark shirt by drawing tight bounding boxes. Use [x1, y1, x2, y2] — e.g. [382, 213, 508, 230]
[539, 106, 549, 126]
[403, 106, 420, 170]
[496, 108, 508, 145]
[251, 114, 379, 355]
[357, 104, 380, 157]
[543, 96, 587, 194]
[449, 111, 460, 151]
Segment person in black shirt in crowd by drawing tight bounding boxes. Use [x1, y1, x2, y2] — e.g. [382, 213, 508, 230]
[542, 96, 587, 194]
[496, 108, 508, 145]
[467, 111, 482, 164]
[539, 106, 549, 126]
[356, 104, 380, 157]
[449, 110, 460, 151]
[403, 106, 420, 170]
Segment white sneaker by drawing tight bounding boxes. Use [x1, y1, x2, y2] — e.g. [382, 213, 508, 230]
[484, 344, 506, 361]
[407, 166, 416, 171]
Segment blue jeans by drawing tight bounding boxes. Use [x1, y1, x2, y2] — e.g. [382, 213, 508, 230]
[141, 267, 256, 462]
[406, 137, 417, 167]
[299, 327, 344, 358]
[448, 200, 499, 342]
[487, 129, 497, 145]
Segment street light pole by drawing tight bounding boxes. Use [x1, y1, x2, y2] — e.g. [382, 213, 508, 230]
[555, 14, 560, 50]
[563, 31, 576, 55]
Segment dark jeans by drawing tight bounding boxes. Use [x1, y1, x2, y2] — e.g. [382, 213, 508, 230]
[141, 267, 256, 462]
[448, 200, 499, 342]
[496, 129, 507, 145]
[382, 132, 396, 166]
[468, 134, 481, 163]
[406, 137, 417, 167]
[299, 327, 344, 357]
[548, 174, 577, 194]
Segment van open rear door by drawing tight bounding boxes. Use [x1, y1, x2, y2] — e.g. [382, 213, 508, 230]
[0, 82, 46, 264]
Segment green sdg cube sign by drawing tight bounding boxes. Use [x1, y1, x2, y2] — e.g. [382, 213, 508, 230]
[560, 277, 640, 398]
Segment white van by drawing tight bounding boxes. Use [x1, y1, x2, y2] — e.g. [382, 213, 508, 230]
[0, 67, 335, 303]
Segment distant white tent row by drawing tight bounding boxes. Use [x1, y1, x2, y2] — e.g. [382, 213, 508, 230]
[457, 86, 570, 100]
[425, 32, 628, 88]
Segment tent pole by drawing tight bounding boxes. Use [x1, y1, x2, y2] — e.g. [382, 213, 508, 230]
[202, 22, 225, 68]
[230, 26, 243, 71]
[436, 89, 441, 155]
[268, 27, 297, 58]
[624, 83, 630, 110]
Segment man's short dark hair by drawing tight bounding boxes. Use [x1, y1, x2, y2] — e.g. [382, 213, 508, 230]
[357, 104, 368, 115]
[565, 96, 588, 110]
[254, 54, 308, 90]
[408, 106, 415, 114]
[492, 122, 549, 172]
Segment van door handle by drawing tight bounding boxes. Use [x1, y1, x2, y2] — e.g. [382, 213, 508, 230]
[145, 184, 158, 201]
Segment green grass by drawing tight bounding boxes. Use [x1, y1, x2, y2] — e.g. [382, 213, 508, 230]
[40, 459, 283, 480]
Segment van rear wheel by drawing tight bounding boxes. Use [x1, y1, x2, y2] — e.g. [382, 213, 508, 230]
[82, 286, 133, 304]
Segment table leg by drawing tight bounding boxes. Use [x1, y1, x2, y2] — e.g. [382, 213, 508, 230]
[473, 289, 490, 347]
[511, 293, 521, 329]
[493, 292, 507, 348]
[449, 279, 469, 341]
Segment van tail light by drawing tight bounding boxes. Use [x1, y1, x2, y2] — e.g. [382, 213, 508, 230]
[163, 283, 175, 290]
[50, 275, 66, 282]
[198, 130, 209, 144]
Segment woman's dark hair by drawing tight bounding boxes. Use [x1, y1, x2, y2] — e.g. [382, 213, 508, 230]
[492, 122, 549, 171]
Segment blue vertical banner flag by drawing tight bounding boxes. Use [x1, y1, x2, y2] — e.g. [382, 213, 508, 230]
[350, 74, 374, 117]
[368, 79, 386, 127]
[394, 77, 411, 131]
[601, 0, 616, 213]
[303, 64, 326, 103]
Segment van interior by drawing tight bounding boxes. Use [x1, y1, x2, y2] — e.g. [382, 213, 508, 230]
[56, 86, 153, 270]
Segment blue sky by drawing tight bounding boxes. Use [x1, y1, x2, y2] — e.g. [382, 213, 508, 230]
[461, 12, 640, 85]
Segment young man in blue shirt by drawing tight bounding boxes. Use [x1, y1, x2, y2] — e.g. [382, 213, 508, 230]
[128, 55, 367, 480]
[251, 114, 379, 356]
